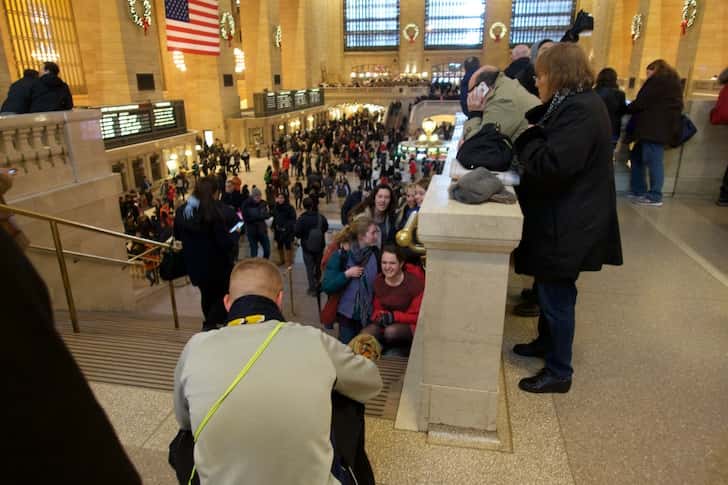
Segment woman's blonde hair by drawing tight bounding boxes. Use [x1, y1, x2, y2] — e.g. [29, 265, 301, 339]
[334, 215, 375, 244]
[535, 43, 594, 99]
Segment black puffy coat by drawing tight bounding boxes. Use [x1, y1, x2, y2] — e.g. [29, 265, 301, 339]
[173, 202, 234, 287]
[626, 75, 683, 145]
[29, 73, 73, 113]
[595, 86, 627, 138]
[1, 74, 36, 114]
[514, 90, 623, 281]
[242, 197, 269, 238]
[272, 201, 297, 244]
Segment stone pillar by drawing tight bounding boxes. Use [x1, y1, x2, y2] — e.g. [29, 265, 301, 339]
[395, 129, 523, 447]
[588, 0, 618, 72]
[626, 0, 652, 99]
[674, 0, 707, 95]
[483, 0, 514, 68]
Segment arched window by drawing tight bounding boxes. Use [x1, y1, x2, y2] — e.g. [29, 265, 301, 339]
[344, 0, 400, 50]
[509, 0, 576, 46]
[424, 0, 486, 49]
[2, 0, 86, 94]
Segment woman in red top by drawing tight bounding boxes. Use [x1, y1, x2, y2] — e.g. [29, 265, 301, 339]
[363, 245, 425, 355]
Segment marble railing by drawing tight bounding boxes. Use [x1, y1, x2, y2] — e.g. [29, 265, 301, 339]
[0, 110, 112, 200]
[0, 112, 69, 173]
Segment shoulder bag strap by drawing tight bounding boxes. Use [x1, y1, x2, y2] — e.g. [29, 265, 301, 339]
[188, 321, 285, 484]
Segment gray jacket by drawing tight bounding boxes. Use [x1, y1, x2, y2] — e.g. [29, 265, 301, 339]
[174, 321, 382, 485]
[462, 72, 541, 143]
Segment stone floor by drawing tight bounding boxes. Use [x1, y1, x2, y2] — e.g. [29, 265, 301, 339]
[93, 155, 728, 484]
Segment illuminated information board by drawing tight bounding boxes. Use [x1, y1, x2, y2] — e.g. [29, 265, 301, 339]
[98, 100, 186, 149]
[253, 88, 325, 117]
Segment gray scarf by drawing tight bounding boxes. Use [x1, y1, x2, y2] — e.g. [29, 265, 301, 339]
[540, 87, 585, 125]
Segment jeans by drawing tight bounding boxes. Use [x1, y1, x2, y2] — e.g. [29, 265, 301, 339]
[303, 250, 322, 292]
[535, 279, 578, 379]
[630, 141, 665, 202]
[247, 232, 271, 259]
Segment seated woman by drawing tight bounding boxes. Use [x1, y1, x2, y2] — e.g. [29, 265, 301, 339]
[349, 184, 397, 248]
[363, 245, 425, 356]
[321, 216, 380, 344]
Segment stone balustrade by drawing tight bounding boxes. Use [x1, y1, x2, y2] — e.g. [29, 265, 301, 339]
[0, 112, 68, 175]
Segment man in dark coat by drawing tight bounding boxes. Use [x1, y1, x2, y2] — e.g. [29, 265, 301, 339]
[459, 56, 481, 117]
[0, 69, 38, 114]
[504, 45, 531, 80]
[295, 197, 329, 296]
[0, 226, 142, 484]
[341, 186, 370, 225]
[29, 62, 74, 113]
[511, 52, 623, 394]
[242, 187, 271, 258]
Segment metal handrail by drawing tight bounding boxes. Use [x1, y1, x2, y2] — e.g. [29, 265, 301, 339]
[1, 203, 180, 333]
[29, 244, 145, 267]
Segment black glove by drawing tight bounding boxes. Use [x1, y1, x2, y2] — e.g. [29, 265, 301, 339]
[377, 312, 394, 328]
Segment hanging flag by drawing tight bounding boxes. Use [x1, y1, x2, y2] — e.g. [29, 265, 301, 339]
[165, 0, 220, 56]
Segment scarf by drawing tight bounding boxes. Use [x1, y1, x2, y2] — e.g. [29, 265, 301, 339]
[183, 195, 200, 220]
[350, 242, 375, 324]
[226, 294, 285, 326]
[540, 87, 585, 125]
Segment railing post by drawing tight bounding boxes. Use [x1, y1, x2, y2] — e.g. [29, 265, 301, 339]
[287, 266, 295, 316]
[168, 280, 180, 329]
[49, 221, 79, 333]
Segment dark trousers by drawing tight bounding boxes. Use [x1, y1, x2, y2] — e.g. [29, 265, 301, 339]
[303, 250, 322, 292]
[534, 279, 578, 379]
[198, 278, 229, 331]
[247, 232, 271, 259]
[720, 164, 728, 201]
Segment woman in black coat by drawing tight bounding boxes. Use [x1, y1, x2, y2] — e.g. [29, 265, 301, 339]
[174, 176, 235, 331]
[594, 67, 627, 143]
[272, 193, 297, 266]
[626, 59, 683, 206]
[511, 43, 623, 394]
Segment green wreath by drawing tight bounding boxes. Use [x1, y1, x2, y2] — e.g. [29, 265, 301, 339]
[128, 0, 152, 33]
[220, 12, 235, 42]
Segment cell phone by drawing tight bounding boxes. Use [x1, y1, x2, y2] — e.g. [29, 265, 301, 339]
[229, 221, 244, 233]
[8, 168, 17, 175]
[477, 82, 489, 98]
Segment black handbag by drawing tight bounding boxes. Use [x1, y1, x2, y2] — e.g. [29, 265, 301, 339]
[456, 123, 514, 171]
[671, 114, 697, 147]
[168, 430, 199, 485]
[159, 244, 187, 281]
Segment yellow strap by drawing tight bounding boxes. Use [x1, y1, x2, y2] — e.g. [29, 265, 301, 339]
[188, 321, 284, 484]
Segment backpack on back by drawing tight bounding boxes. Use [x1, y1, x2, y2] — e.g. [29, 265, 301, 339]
[304, 214, 326, 253]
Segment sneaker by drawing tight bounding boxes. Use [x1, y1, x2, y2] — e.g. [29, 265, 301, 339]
[626, 192, 643, 201]
[635, 196, 663, 207]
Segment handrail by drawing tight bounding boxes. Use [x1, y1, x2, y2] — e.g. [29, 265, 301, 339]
[29, 244, 144, 266]
[1, 203, 180, 333]
[0, 203, 173, 250]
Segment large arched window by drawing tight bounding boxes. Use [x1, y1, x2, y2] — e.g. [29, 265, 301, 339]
[509, 0, 575, 46]
[424, 0, 486, 49]
[344, 0, 400, 50]
[2, 0, 86, 94]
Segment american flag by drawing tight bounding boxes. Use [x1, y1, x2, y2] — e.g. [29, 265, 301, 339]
[165, 0, 220, 56]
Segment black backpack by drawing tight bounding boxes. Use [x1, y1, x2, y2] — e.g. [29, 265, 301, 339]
[304, 214, 326, 253]
[456, 123, 514, 172]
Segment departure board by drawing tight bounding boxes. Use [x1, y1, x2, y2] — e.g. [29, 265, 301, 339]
[97, 100, 187, 149]
[253, 88, 325, 117]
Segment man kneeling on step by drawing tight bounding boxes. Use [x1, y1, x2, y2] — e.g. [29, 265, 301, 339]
[173, 259, 383, 484]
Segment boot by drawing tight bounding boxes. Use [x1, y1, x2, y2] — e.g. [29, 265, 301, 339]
[285, 248, 294, 268]
[277, 247, 286, 266]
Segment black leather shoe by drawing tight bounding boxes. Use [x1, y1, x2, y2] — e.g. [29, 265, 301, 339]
[518, 369, 571, 394]
[514, 301, 541, 317]
[520, 288, 537, 302]
[513, 340, 548, 358]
